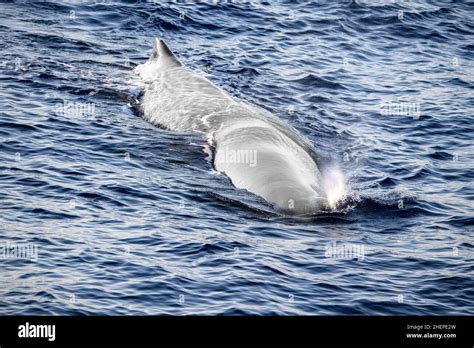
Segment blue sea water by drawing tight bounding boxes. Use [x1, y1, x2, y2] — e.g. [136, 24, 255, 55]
[0, 0, 473, 315]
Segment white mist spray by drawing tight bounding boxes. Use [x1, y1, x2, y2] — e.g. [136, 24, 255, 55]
[321, 164, 347, 209]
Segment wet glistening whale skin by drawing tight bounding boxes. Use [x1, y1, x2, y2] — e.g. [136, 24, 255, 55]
[135, 38, 345, 215]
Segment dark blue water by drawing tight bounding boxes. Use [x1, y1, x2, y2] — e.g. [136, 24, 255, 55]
[0, 1, 473, 315]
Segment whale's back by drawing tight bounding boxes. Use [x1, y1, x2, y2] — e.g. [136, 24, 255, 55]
[139, 67, 234, 132]
[136, 39, 345, 214]
[214, 117, 326, 213]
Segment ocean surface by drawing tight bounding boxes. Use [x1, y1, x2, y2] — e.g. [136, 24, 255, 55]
[0, 0, 473, 315]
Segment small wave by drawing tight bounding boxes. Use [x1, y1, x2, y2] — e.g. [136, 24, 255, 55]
[290, 74, 346, 90]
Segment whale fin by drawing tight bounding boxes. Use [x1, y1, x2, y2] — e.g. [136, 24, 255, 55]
[150, 38, 182, 67]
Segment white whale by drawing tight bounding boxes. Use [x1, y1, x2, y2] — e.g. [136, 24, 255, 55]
[135, 38, 345, 215]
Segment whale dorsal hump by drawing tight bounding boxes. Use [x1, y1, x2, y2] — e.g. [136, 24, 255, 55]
[150, 38, 182, 68]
